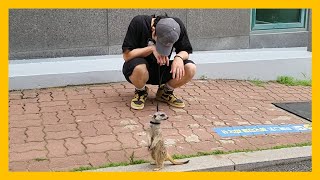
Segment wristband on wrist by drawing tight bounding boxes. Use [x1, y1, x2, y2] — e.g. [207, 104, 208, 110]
[174, 55, 184, 61]
[147, 38, 156, 46]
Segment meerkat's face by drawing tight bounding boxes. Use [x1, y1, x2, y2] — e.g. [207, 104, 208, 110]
[152, 111, 168, 123]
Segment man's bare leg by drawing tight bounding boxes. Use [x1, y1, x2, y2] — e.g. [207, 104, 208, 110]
[129, 64, 149, 89]
[167, 63, 196, 88]
[156, 63, 196, 108]
[129, 64, 149, 110]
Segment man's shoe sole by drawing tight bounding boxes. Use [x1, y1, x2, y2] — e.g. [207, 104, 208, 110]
[156, 97, 185, 108]
[131, 103, 144, 110]
[131, 97, 147, 110]
[131, 88, 148, 110]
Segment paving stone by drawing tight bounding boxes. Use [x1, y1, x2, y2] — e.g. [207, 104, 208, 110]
[86, 141, 122, 153]
[8, 80, 311, 172]
[10, 150, 48, 162]
[45, 130, 79, 140]
[26, 126, 45, 142]
[9, 161, 29, 172]
[28, 160, 51, 172]
[57, 110, 75, 123]
[65, 138, 86, 155]
[93, 121, 113, 135]
[44, 124, 77, 132]
[49, 154, 90, 171]
[11, 141, 46, 153]
[88, 152, 109, 167]
[107, 150, 129, 163]
[117, 133, 139, 148]
[9, 128, 27, 144]
[78, 122, 97, 137]
[83, 135, 117, 144]
[46, 139, 67, 158]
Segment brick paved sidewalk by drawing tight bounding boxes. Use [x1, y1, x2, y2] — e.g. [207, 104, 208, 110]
[8, 80, 311, 171]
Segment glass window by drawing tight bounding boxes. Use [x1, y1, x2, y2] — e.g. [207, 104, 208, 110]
[251, 9, 307, 30]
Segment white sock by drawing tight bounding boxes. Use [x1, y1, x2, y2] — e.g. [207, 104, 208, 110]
[135, 86, 146, 91]
[164, 83, 174, 91]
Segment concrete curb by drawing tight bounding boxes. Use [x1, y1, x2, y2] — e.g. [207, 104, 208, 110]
[87, 146, 311, 172]
[9, 47, 311, 90]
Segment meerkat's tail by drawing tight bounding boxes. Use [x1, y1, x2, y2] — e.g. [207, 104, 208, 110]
[167, 154, 190, 165]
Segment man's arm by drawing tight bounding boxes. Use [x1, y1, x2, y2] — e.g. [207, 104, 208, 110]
[174, 51, 189, 61]
[123, 45, 169, 65]
[170, 50, 190, 80]
[123, 46, 154, 62]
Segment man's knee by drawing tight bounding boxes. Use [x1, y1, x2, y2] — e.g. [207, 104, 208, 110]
[133, 64, 148, 75]
[130, 64, 149, 81]
[184, 63, 196, 78]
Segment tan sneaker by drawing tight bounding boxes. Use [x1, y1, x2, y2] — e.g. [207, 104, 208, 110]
[131, 86, 149, 110]
[156, 84, 185, 108]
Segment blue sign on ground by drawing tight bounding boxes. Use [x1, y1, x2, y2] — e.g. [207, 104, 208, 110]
[213, 124, 311, 137]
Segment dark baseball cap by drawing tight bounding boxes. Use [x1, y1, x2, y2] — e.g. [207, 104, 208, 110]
[155, 18, 181, 56]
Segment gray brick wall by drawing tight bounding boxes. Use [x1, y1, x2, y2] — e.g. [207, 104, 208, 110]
[9, 9, 311, 60]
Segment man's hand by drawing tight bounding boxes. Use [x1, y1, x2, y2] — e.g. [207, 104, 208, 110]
[152, 46, 169, 66]
[170, 57, 185, 80]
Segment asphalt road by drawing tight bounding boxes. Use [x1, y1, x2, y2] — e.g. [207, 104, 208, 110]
[243, 159, 311, 172]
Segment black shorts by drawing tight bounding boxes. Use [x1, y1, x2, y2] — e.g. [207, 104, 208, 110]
[122, 57, 195, 85]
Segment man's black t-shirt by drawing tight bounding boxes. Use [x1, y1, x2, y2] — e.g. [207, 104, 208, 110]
[122, 15, 193, 61]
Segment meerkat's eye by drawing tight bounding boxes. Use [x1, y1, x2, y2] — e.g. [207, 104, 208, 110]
[153, 115, 157, 118]
[160, 114, 165, 117]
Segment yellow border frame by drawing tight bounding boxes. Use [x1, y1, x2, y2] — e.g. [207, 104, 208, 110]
[1, 0, 318, 179]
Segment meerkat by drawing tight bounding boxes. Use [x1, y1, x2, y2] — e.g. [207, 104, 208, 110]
[147, 111, 189, 171]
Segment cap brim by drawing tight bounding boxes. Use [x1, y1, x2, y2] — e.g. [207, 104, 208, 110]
[156, 42, 173, 56]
